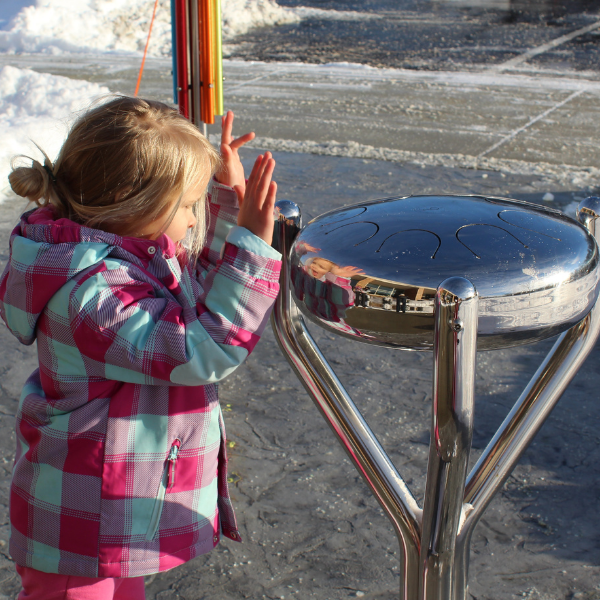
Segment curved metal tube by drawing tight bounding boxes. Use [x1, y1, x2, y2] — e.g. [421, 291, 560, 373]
[463, 312, 599, 516]
[271, 210, 422, 600]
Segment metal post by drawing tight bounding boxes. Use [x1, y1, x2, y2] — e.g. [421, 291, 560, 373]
[419, 278, 478, 600]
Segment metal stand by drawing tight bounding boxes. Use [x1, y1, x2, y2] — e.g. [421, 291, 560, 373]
[271, 198, 600, 600]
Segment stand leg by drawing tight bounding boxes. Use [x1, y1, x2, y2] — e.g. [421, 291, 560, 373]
[420, 278, 478, 600]
[271, 206, 422, 600]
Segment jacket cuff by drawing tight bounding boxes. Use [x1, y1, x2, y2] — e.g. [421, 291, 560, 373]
[226, 226, 282, 261]
[210, 179, 239, 208]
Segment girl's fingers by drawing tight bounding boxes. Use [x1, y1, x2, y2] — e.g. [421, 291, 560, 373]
[258, 159, 276, 200]
[243, 154, 264, 201]
[236, 152, 277, 244]
[263, 180, 277, 213]
[229, 131, 255, 151]
[247, 152, 271, 192]
[220, 143, 231, 159]
[221, 111, 234, 145]
[250, 157, 275, 209]
[247, 154, 264, 187]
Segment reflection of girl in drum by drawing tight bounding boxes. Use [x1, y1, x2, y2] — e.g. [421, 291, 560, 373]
[293, 242, 364, 330]
[308, 256, 365, 281]
[308, 257, 336, 279]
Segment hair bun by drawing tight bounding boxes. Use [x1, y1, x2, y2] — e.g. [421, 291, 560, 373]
[8, 159, 52, 205]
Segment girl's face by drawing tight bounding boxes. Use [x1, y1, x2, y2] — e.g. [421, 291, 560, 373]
[139, 179, 205, 243]
[309, 258, 334, 278]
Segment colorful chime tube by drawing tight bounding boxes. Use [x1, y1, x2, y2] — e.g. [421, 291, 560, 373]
[170, 0, 224, 126]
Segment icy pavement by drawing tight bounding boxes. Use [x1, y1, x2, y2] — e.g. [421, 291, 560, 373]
[2, 54, 599, 196]
[218, 60, 600, 191]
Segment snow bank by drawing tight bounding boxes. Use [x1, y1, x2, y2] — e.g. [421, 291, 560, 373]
[0, 0, 374, 56]
[0, 66, 110, 202]
[0, 0, 175, 55]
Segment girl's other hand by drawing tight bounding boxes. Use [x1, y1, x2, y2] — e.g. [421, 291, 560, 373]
[236, 152, 277, 245]
[331, 265, 366, 278]
[215, 111, 255, 194]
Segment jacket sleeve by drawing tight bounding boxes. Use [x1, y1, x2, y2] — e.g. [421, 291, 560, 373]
[196, 179, 239, 275]
[68, 228, 282, 386]
[291, 265, 354, 323]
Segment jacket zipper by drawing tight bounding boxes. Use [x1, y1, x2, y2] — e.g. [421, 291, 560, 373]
[146, 439, 181, 541]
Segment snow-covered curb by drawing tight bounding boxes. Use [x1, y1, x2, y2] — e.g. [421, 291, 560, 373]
[246, 136, 600, 191]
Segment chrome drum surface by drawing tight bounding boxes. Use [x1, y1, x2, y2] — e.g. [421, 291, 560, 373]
[290, 195, 600, 350]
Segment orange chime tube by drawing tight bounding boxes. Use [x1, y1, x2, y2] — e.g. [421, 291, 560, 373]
[213, 0, 224, 116]
[200, 0, 215, 124]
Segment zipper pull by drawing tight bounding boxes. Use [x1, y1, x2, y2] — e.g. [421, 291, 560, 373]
[167, 439, 181, 490]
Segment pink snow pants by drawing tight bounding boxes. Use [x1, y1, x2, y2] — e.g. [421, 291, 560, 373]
[16, 565, 146, 600]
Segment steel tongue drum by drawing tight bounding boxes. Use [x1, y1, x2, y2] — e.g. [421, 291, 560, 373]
[270, 195, 600, 600]
[288, 195, 599, 351]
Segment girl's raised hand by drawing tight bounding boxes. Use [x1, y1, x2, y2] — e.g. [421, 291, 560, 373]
[235, 152, 277, 246]
[215, 111, 255, 194]
[331, 265, 366, 278]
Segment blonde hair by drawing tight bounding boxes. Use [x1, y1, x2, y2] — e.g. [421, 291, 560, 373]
[8, 96, 221, 257]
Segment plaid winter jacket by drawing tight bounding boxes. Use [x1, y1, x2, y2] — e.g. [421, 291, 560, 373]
[0, 182, 281, 578]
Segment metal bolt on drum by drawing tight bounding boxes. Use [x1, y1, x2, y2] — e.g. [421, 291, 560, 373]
[270, 194, 600, 600]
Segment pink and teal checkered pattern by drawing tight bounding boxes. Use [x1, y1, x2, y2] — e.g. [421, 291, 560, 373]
[0, 182, 281, 578]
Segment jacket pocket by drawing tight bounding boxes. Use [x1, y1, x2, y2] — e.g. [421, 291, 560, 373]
[146, 439, 181, 541]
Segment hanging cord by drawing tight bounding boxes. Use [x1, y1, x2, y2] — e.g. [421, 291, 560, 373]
[134, 0, 160, 97]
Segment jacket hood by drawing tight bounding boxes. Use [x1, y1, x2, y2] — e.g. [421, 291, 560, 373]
[0, 206, 177, 345]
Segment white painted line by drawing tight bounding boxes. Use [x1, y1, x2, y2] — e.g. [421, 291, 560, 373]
[224, 68, 289, 94]
[477, 89, 585, 159]
[495, 19, 600, 71]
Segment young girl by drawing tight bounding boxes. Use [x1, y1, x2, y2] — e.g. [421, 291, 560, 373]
[0, 96, 282, 599]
